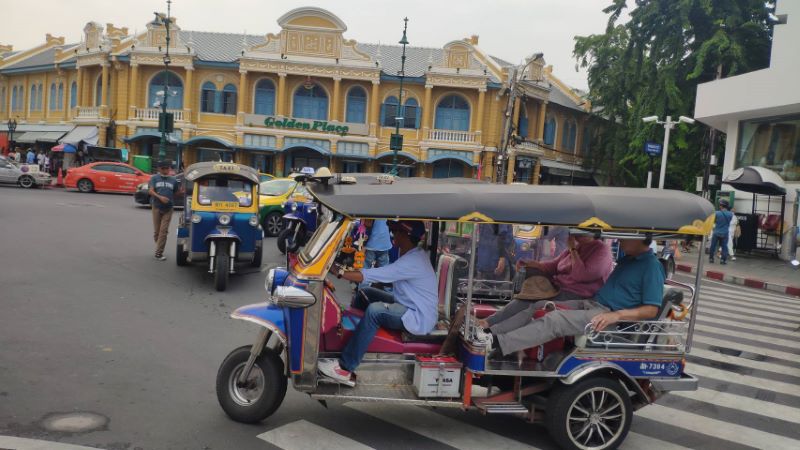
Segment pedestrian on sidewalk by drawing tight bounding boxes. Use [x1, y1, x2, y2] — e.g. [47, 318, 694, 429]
[727, 208, 739, 261]
[710, 198, 733, 265]
[25, 148, 35, 164]
[36, 150, 45, 170]
[149, 160, 182, 261]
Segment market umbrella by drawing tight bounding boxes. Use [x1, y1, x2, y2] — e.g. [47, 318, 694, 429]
[722, 166, 787, 195]
[63, 143, 77, 154]
[51, 144, 65, 152]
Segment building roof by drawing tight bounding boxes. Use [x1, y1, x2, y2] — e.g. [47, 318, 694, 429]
[2, 45, 77, 71]
[179, 30, 264, 63]
[547, 83, 586, 112]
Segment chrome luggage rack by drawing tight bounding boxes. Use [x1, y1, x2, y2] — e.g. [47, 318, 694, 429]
[582, 320, 688, 352]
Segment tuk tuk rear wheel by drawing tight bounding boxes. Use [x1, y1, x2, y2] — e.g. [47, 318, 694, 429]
[176, 242, 188, 266]
[545, 377, 632, 450]
[251, 243, 263, 268]
[214, 244, 230, 291]
[216, 345, 287, 424]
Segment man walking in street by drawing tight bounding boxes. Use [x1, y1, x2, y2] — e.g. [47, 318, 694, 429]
[709, 198, 733, 265]
[149, 160, 181, 261]
[26, 148, 35, 164]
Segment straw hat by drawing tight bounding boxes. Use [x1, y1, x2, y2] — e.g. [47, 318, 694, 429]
[515, 275, 560, 301]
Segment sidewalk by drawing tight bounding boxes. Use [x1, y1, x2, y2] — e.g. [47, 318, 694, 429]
[675, 250, 800, 298]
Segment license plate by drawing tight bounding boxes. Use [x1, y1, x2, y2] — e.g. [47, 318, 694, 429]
[211, 201, 239, 210]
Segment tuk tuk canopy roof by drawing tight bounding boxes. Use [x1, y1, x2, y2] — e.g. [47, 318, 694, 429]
[184, 162, 260, 184]
[308, 176, 716, 235]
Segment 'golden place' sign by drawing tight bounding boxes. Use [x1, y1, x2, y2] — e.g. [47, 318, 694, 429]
[264, 117, 349, 136]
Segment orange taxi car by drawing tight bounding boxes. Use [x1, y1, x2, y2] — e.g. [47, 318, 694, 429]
[65, 162, 151, 194]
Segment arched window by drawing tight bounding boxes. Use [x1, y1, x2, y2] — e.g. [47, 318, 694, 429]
[49, 83, 57, 110]
[543, 116, 556, 146]
[222, 83, 237, 115]
[345, 86, 366, 123]
[148, 71, 183, 109]
[581, 124, 592, 154]
[11, 86, 17, 111]
[70, 81, 77, 109]
[95, 76, 103, 106]
[36, 84, 43, 110]
[381, 95, 399, 127]
[293, 84, 327, 120]
[200, 81, 217, 113]
[57, 83, 64, 110]
[568, 121, 577, 152]
[435, 95, 470, 131]
[30, 85, 37, 110]
[403, 98, 419, 129]
[253, 79, 276, 115]
[518, 107, 529, 138]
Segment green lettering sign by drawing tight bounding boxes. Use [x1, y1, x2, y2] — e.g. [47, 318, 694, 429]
[261, 116, 350, 136]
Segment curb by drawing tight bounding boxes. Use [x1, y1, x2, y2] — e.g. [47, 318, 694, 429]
[676, 263, 800, 298]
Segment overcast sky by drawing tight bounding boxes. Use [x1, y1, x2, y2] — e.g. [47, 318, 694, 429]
[1, 0, 620, 90]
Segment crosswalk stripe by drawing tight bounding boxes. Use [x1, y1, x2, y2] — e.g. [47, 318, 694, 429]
[636, 404, 800, 450]
[620, 431, 691, 450]
[702, 285, 800, 305]
[346, 402, 538, 450]
[0, 436, 99, 450]
[699, 291, 800, 314]
[695, 307, 800, 329]
[695, 315, 800, 338]
[256, 419, 375, 450]
[688, 362, 800, 396]
[697, 300, 800, 322]
[694, 323, 800, 350]
[690, 347, 800, 377]
[671, 388, 800, 424]
[693, 335, 800, 367]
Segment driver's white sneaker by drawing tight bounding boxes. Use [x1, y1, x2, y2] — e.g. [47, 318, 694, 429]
[318, 359, 356, 387]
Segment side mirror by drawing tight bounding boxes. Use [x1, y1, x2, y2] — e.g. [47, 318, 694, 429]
[273, 286, 316, 308]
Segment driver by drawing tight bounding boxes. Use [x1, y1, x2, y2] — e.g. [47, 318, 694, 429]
[319, 220, 437, 387]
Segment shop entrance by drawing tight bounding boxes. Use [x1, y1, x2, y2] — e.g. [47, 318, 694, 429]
[432, 158, 468, 178]
[285, 146, 329, 173]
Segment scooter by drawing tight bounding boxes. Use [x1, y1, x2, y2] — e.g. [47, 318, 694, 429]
[276, 198, 318, 254]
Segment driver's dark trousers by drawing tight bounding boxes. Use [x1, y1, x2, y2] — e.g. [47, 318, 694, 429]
[340, 287, 407, 372]
[489, 299, 609, 355]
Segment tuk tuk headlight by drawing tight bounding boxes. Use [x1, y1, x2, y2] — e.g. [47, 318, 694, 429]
[218, 214, 231, 225]
[248, 215, 259, 227]
[291, 203, 297, 212]
[191, 214, 202, 224]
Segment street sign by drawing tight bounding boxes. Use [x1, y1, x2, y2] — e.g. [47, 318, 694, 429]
[644, 141, 662, 156]
[390, 133, 403, 151]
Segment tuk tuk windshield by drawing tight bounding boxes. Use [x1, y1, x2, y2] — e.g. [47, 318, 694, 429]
[259, 179, 295, 196]
[300, 215, 345, 263]
[197, 177, 254, 207]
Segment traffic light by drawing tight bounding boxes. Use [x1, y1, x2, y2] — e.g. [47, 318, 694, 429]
[390, 133, 403, 151]
[158, 112, 174, 134]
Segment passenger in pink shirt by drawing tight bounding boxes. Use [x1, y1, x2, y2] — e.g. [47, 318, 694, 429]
[478, 235, 613, 330]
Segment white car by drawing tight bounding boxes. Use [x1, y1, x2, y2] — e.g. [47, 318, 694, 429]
[0, 156, 52, 188]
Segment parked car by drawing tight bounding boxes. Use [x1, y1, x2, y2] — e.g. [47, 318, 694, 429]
[64, 162, 150, 194]
[259, 173, 275, 182]
[258, 178, 310, 236]
[134, 173, 185, 208]
[0, 156, 52, 188]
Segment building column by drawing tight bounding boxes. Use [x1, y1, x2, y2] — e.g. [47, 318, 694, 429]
[129, 64, 138, 118]
[183, 66, 193, 120]
[332, 77, 341, 122]
[532, 158, 542, 185]
[422, 84, 433, 130]
[237, 70, 247, 124]
[78, 67, 87, 108]
[369, 80, 380, 134]
[62, 75, 70, 121]
[511, 97, 521, 134]
[475, 88, 486, 142]
[43, 72, 49, 119]
[100, 63, 109, 108]
[276, 73, 287, 116]
[506, 152, 516, 184]
[23, 75, 29, 118]
[537, 101, 547, 142]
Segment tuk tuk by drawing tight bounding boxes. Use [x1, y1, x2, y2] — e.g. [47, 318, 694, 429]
[176, 162, 263, 291]
[216, 173, 714, 450]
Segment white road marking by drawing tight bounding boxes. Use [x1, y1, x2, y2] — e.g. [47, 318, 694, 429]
[693, 314, 800, 338]
[0, 436, 99, 450]
[690, 347, 800, 376]
[346, 402, 538, 450]
[256, 419, 375, 450]
[671, 388, 800, 424]
[694, 305, 799, 328]
[620, 431, 691, 450]
[697, 300, 799, 322]
[692, 335, 800, 364]
[688, 363, 800, 396]
[636, 404, 800, 450]
[699, 290, 800, 314]
[694, 323, 800, 348]
[701, 285, 800, 305]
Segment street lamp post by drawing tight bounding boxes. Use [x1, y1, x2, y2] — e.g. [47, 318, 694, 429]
[155, 0, 173, 163]
[642, 115, 695, 189]
[6, 118, 17, 156]
[389, 18, 409, 175]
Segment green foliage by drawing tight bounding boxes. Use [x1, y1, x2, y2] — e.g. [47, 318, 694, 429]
[575, 0, 773, 190]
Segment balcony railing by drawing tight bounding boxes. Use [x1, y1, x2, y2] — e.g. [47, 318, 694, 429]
[425, 129, 479, 144]
[75, 106, 101, 119]
[135, 107, 185, 122]
[514, 139, 582, 165]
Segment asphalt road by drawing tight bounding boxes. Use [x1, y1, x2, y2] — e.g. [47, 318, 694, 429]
[2, 187, 799, 450]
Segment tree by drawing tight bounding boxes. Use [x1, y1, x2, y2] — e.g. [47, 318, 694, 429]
[575, 0, 773, 190]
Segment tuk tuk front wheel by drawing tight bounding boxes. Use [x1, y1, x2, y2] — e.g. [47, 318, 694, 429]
[214, 243, 230, 291]
[545, 377, 632, 450]
[263, 212, 283, 237]
[216, 345, 287, 424]
[277, 228, 302, 254]
[251, 243, 263, 268]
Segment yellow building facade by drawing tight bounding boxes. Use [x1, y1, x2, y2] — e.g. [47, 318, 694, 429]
[0, 7, 596, 184]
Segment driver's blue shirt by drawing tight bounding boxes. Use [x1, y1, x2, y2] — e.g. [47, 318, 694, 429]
[595, 251, 665, 311]
[361, 247, 438, 335]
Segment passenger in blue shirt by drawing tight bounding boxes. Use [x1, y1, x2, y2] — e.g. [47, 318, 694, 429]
[487, 237, 665, 356]
[319, 220, 437, 386]
[476, 224, 513, 280]
[359, 219, 392, 288]
[709, 198, 733, 265]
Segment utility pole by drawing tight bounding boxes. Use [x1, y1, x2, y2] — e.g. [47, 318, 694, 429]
[497, 66, 519, 184]
[156, 0, 174, 162]
[389, 18, 409, 175]
[701, 64, 723, 200]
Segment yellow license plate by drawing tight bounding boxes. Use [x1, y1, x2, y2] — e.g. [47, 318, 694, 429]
[212, 201, 240, 210]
